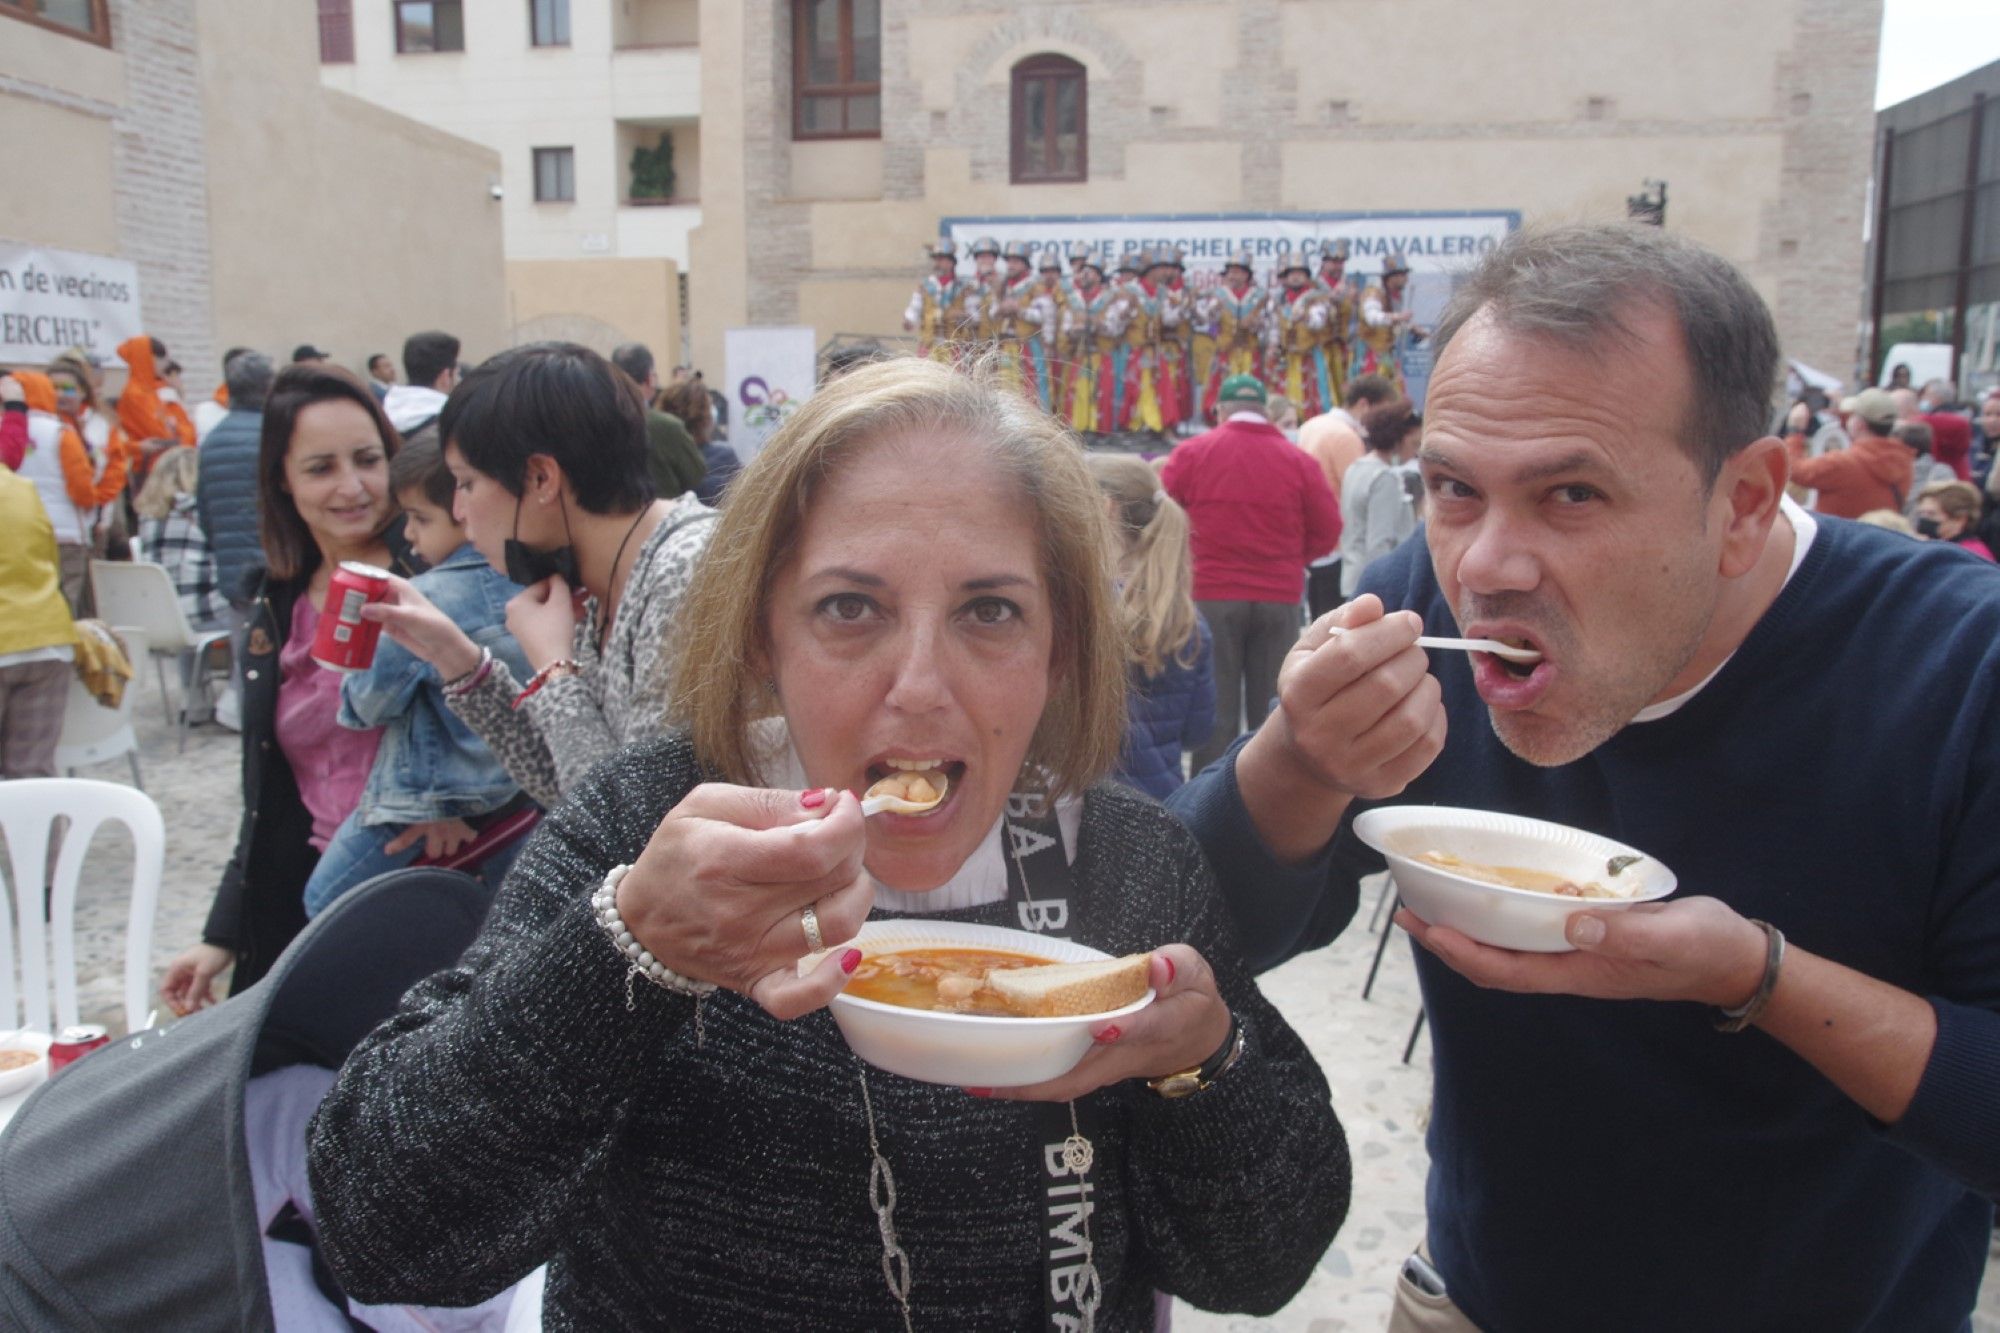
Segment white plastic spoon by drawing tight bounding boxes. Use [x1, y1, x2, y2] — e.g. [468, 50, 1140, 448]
[1328, 626, 1542, 664]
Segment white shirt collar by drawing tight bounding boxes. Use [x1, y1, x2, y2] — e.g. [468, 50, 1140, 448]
[1629, 497, 1817, 724]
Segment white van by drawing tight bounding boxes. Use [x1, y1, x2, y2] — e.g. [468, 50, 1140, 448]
[1879, 343, 1954, 390]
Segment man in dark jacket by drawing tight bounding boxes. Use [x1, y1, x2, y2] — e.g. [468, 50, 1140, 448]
[196, 349, 274, 729]
[611, 341, 706, 500]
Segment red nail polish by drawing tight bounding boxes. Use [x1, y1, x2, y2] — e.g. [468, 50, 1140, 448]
[841, 948, 862, 974]
[1094, 1025, 1122, 1043]
[800, 787, 828, 810]
[1162, 956, 1177, 987]
[964, 1087, 992, 1097]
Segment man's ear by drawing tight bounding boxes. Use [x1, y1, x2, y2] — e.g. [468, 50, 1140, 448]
[1715, 437, 1788, 579]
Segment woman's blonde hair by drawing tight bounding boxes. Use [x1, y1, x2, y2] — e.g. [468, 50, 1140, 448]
[1086, 453, 1201, 678]
[133, 446, 199, 521]
[670, 356, 1127, 801]
[1919, 479, 1982, 523]
[1855, 508, 1915, 536]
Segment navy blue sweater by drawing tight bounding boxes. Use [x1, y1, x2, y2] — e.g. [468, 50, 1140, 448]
[1115, 615, 1216, 800]
[1170, 517, 2000, 1332]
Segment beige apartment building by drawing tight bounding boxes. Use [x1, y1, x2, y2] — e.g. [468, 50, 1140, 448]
[689, 0, 1881, 384]
[0, 0, 503, 395]
[319, 0, 701, 365]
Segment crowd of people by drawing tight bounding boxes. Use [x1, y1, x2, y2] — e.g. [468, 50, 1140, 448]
[903, 238, 1424, 437]
[1, 219, 1998, 1330]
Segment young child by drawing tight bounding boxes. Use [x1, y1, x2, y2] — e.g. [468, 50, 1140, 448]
[299, 437, 535, 916]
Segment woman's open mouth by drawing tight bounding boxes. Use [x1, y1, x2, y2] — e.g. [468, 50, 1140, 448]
[862, 757, 964, 819]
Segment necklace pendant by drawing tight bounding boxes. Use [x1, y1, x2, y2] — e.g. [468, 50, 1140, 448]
[1061, 1132, 1094, 1176]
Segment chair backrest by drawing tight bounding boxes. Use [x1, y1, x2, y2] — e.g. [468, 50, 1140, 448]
[88, 561, 193, 654]
[0, 780, 163, 1036]
[53, 627, 146, 770]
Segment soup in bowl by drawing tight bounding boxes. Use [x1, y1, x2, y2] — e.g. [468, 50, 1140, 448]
[811, 921, 1156, 1085]
[1353, 806, 1677, 952]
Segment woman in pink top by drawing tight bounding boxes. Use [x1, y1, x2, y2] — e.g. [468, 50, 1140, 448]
[162, 366, 416, 1012]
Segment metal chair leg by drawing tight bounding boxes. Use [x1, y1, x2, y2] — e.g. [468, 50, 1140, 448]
[1361, 892, 1401, 1000]
[1369, 876, 1395, 933]
[155, 655, 174, 729]
[1402, 1008, 1427, 1065]
[128, 750, 144, 790]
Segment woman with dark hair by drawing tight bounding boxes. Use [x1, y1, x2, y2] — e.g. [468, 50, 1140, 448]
[361, 342, 719, 807]
[662, 376, 743, 506]
[161, 365, 414, 1011]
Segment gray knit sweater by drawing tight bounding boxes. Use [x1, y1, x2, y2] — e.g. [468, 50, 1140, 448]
[307, 736, 1350, 1330]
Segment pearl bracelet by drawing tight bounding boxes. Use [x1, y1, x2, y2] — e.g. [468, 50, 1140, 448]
[592, 864, 717, 1001]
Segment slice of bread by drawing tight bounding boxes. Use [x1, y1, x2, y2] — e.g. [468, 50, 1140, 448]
[986, 954, 1150, 1018]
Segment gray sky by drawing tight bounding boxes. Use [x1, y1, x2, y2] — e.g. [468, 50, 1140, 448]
[1877, 0, 2000, 107]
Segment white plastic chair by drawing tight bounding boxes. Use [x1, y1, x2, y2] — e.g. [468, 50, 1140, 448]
[0, 779, 163, 1037]
[88, 560, 232, 750]
[53, 626, 145, 790]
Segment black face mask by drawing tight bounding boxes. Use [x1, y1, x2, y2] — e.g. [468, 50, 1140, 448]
[1915, 516, 1944, 539]
[503, 489, 580, 587]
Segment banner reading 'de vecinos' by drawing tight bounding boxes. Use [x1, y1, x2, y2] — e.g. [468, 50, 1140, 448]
[0, 243, 144, 366]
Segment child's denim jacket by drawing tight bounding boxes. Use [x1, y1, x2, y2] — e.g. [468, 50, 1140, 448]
[339, 544, 532, 824]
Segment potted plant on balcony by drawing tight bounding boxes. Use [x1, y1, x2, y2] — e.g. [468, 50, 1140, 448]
[629, 138, 676, 204]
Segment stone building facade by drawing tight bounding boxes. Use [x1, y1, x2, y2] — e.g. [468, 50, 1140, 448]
[1, 0, 503, 395]
[689, 0, 1882, 385]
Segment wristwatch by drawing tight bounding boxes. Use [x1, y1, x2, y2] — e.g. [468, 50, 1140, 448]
[1147, 1015, 1245, 1100]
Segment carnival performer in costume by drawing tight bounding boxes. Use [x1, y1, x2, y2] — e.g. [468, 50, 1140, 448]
[902, 240, 966, 364]
[987, 240, 1040, 399]
[1116, 250, 1167, 437]
[1314, 241, 1357, 405]
[1267, 258, 1334, 418]
[1065, 252, 1120, 437]
[959, 236, 1005, 353]
[1023, 248, 1070, 415]
[1200, 249, 1266, 421]
[1357, 251, 1422, 394]
[1159, 246, 1197, 429]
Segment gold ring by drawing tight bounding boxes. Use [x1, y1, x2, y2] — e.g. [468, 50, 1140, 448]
[800, 905, 824, 953]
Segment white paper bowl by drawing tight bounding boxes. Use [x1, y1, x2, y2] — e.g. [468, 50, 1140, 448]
[0, 1037, 50, 1098]
[1353, 806, 1677, 952]
[816, 920, 1156, 1087]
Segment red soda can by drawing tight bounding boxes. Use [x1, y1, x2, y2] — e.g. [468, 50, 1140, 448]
[312, 561, 392, 672]
[48, 1024, 111, 1074]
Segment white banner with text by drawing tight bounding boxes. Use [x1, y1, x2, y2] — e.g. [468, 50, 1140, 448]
[0, 243, 144, 366]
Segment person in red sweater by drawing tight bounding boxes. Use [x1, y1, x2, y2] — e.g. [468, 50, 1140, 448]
[1788, 388, 1912, 518]
[1161, 373, 1341, 771]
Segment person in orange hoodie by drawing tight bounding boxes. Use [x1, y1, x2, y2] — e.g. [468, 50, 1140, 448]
[1787, 387, 1913, 519]
[7, 371, 111, 611]
[117, 333, 193, 491]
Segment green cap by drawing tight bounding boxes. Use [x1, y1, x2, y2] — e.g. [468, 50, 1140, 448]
[1218, 374, 1266, 406]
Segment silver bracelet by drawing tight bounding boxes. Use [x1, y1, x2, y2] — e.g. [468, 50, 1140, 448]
[1714, 919, 1785, 1033]
[441, 646, 493, 699]
[592, 864, 717, 1002]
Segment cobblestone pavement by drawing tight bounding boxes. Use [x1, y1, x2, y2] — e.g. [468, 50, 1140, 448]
[30, 673, 2000, 1329]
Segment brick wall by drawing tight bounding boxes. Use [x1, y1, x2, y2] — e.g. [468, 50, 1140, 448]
[107, 0, 218, 393]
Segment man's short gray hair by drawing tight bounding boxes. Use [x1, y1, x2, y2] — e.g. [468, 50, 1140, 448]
[224, 351, 275, 412]
[1432, 223, 1780, 487]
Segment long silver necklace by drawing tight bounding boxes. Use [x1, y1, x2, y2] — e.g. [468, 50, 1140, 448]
[855, 793, 1101, 1331]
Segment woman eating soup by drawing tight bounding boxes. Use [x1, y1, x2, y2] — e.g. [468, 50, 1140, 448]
[307, 357, 1350, 1329]
[161, 365, 414, 1011]
[357, 342, 718, 807]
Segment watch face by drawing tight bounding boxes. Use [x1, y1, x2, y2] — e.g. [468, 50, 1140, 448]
[1154, 1072, 1203, 1100]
